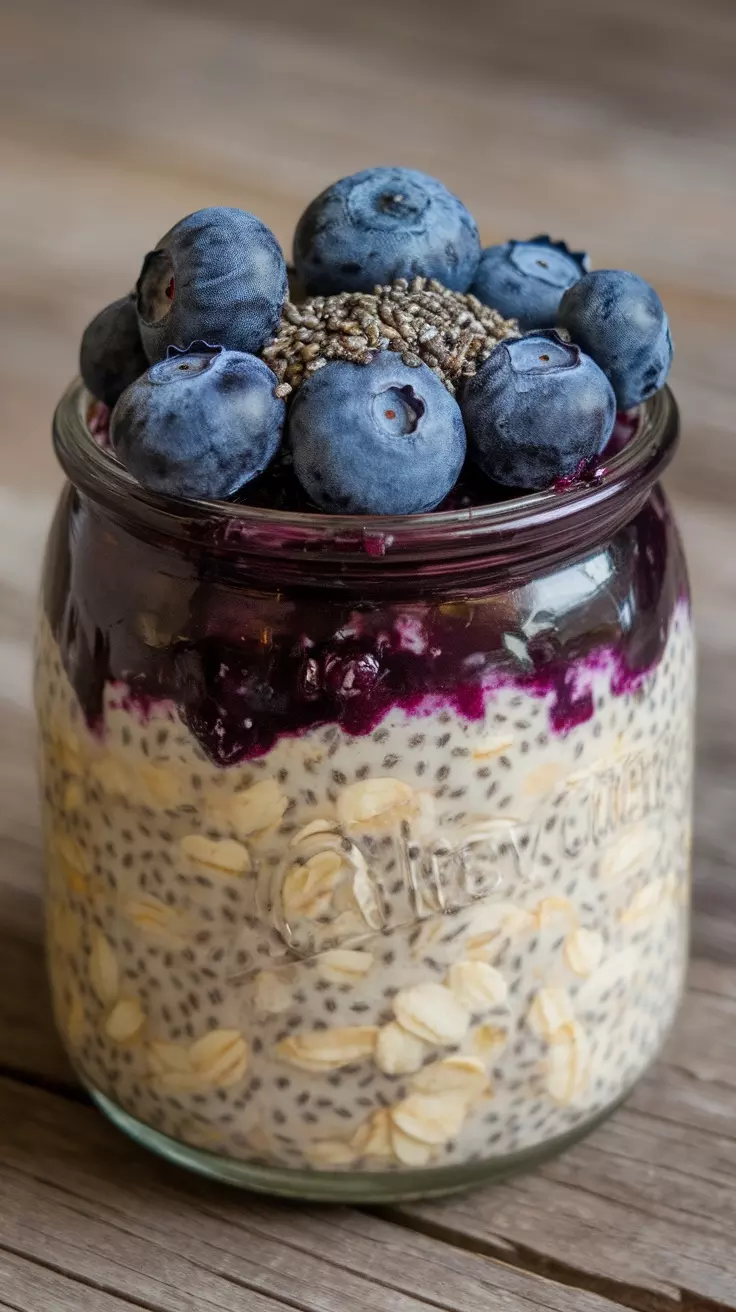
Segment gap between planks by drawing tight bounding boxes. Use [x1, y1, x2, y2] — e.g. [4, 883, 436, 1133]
[372, 1209, 732, 1312]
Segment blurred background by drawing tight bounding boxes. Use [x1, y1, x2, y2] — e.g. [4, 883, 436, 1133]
[0, 0, 734, 953]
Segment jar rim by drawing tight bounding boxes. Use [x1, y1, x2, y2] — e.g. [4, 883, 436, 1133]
[52, 377, 679, 574]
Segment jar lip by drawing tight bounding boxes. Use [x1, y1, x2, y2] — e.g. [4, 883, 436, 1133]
[52, 377, 678, 567]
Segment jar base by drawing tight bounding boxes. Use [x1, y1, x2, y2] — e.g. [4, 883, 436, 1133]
[86, 1083, 628, 1203]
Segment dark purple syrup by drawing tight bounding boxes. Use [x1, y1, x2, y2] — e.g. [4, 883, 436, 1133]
[45, 449, 686, 767]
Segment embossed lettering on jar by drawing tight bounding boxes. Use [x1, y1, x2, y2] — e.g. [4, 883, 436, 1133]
[37, 380, 693, 1200]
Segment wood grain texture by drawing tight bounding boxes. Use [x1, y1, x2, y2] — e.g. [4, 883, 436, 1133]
[0, 0, 735, 1307]
[0, 1077, 626, 1312]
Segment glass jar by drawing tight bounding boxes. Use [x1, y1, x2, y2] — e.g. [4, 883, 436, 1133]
[37, 379, 693, 1201]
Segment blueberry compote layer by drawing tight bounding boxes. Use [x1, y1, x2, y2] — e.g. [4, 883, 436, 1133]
[36, 479, 694, 1175]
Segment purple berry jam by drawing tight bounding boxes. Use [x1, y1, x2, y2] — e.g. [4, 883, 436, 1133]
[45, 463, 684, 767]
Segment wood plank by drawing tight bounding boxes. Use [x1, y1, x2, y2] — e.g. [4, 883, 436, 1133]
[0, 1076, 623, 1312]
[0, 1251, 137, 1312]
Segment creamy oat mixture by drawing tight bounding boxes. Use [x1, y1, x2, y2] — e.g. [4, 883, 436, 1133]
[36, 607, 693, 1173]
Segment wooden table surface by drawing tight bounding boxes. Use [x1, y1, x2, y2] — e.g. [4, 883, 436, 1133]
[1, 1, 736, 1308]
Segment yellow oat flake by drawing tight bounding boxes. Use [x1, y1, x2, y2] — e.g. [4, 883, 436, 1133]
[621, 877, 674, 924]
[105, 998, 146, 1044]
[63, 779, 85, 812]
[89, 754, 132, 798]
[65, 990, 86, 1047]
[243, 1124, 275, 1159]
[282, 849, 343, 920]
[208, 777, 288, 838]
[138, 763, 186, 809]
[91, 751, 188, 809]
[545, 1021, 592, 1105]
[533, 896, 577, 932]
[523, 762, 567, 796]
[375, 1022, 428, 1076]
[124, 894, 188, 942]
[54, 833, 90, 886]
[189, 1030, 249, 1088]
[527, 987, 576, 1042]
[48, 721, 86, 776]
[472, 734, 514, 760]
[599, 826, 659, 882]
[351, 863, 383, 932]
[447, 961, 508, 1011]
[148, 1042, 212, 1095]
[393, 982, 470, 1046]
[468, 1023, 508, 1061]
[89, 932, 119, 1006]
[390, 1124, 435, 1168]
[155, 1069, 209, 1095]
[275, 1026, 379, 1072]
[126, 895, 189, 944]
[564, 928, 605, 977]
[408, 917, 447, 960]
[464, 901, 534, 961]
[304, 1139, 357, 1168]
[351, 1108, 394, 1160]
[316, 949, 374, 983]
[180, 834, 251, 876]
[337, 777, 416, 830]
[391, 1091, 468, 1146]
[148, 1040, 193, 1077]
[49, 903, 80, 956]
[290, 818, 339, 847]
[180, 1121, 225, 1151]
[411, 1056, 490, 1101]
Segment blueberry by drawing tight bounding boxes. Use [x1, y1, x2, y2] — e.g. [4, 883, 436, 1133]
[557, 270, 673, 410]
[79, 294, 149, 407]
[233, 444, 314, 512]
[470, 236, 589, 331]
[136, 207, 287, 363]
[110, 343, 284, 499]
[461, 331, 616, 489]
[289, 352, 466, 514]
[293, 167, 481, 296]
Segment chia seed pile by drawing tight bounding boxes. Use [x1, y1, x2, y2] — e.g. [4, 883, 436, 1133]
[261, 277, 518, 398]
[37, 607, 693, 1174]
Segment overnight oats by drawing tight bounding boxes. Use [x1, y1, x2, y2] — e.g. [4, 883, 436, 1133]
[37, 168, 693, 1199]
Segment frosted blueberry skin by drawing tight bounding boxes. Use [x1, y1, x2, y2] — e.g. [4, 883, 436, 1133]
[110, 344, 284, 500]
[136, 207, 287, 363]
[293, 167, 481, 296]
[461, 331, 616, 489]
[79, 294, 149, 408]
[558, 270, 673, 410]
[470, 236, 589, 331]
[289, 353, 467, 515]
